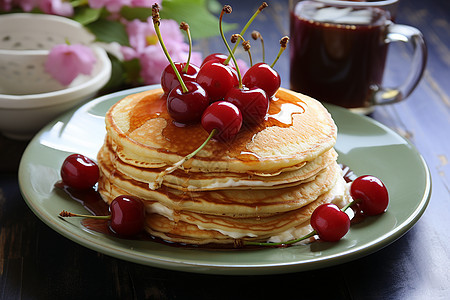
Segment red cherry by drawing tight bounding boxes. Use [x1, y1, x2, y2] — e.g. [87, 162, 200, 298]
[196, 61, 238, 101]
[310, 203, 350, 242]
[201, 101, 242, 141]
[109, 195, 146, 237]
[224, 86, 268, 125]
[350, 175, 389, 216]
[201, 53, 228, 66]
[161, 62, 199, 95]
[242, 62, 281, 98]
[167, 81, 209, 124]
[61, 154, 99, 190]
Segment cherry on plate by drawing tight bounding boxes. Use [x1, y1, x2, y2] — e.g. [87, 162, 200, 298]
[310, 203, 350, 242]
[350, 175, 389, 216]
[109, 195, 146, 237]
[61, 154, 99, 190]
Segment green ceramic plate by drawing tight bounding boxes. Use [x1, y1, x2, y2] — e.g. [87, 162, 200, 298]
[19, 85, 431, 275]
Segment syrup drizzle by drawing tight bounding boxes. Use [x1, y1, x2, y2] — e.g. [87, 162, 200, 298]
[124, 89, 307, 162]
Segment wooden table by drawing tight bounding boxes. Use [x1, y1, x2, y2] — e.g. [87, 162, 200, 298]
[1, 0, 449, 298]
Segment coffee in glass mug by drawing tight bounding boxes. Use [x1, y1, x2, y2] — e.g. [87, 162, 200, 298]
[289, 0, 427, 113]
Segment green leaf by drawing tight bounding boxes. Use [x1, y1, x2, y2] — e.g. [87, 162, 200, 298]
[101, 55, 143, 93]
[120, 6, 153, 22]
[85, 19, 130, 46]
[100, 54, 126, 92]
[160, 0, 237, 39]
[72, 7, 103, 25]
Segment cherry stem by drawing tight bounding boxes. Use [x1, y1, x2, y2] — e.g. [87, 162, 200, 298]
[224, 2, 268, 65]
[180, 22, 192, 73]
[271, 36, 289, 68]
[239, 200, 356, 248]
[242, 230, 317, 247]
[152, 4, 188, 93]
[59, 210, 110, 220]
[251, 30, 265, 63]
[232, 34, 252, 66]
[153, 129, 217, 189]
[220, 6, 243, 89]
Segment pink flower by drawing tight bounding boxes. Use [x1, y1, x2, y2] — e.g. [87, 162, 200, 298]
[88, 0, 131, 13]
[122, 18, 185, 59]
[0, 0, 13, 11]
[236, 58, 249, 76]
[138, 46, 170, 84]
[121, 17, 202, 85]
[45, 44, 97, 86]
[39, 0, 74, 16]
[17, 0, 37, 12]
[130, 0, 159, 8]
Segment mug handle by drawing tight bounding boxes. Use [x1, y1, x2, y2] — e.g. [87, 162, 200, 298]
[373, 23, 427, 105]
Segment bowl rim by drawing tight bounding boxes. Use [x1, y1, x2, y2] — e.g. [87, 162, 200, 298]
[0, 45, 112, 109]
[0, 13, 94, 55]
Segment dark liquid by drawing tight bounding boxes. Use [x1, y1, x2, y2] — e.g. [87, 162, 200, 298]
[289, 4, 389, 108]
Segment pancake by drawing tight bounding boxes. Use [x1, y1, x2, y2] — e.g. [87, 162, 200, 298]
[97, 86, 349, 246]
[98, 147, 343, 217]
[143, 176, 348, 245]
[105, 87, 337, 175]
[100, 138, 338, 191]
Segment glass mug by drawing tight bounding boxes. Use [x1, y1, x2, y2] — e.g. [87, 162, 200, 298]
[289, 0, 427, 113]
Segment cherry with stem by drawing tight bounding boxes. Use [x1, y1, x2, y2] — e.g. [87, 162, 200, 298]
[152, 4, 208, 124]
[237, 201, 355, 248]
[242, 37, 288, 99]
[153, 100, 243, 189]
[160, 21, 199, 95]
[222, 6, 269, 125]
[236, 174, 389, 248]
[59, 195, 146, 237]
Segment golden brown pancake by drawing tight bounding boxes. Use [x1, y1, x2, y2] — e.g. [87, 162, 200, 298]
[99, 138, 338, 191]
[104, 88, 337, 175]
[97, 87, 348, 246]
[98, 147, 343, 217]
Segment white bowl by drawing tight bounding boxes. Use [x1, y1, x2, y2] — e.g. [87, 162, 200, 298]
[0, 13, 112, 140]
[0, 13, 100, 95]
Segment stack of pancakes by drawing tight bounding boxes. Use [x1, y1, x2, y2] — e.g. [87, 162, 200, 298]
[97, 87, 350, 245]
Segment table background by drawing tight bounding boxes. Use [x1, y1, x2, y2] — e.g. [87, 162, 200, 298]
[1, 0, 449, 299]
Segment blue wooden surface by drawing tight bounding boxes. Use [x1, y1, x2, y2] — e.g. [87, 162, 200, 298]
[0, 0, 449, 298]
